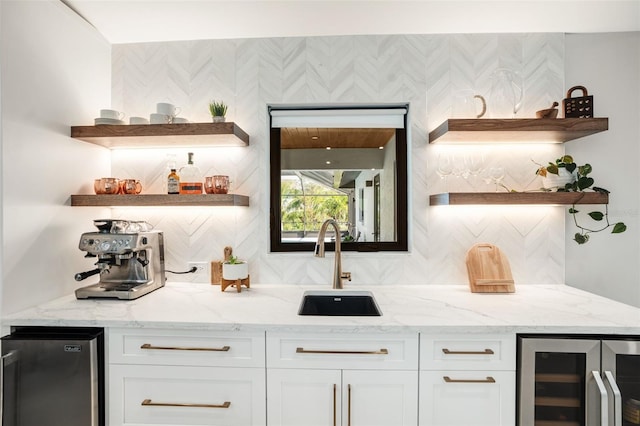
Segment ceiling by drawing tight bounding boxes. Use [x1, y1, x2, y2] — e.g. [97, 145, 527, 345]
[61, 0, 640, 45]
[281, 128, 395, 150]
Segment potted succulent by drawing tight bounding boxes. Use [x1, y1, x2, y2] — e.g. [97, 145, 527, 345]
[208, 100, 228, 123]
[535, 155, 627, 244]
[222, 255, 248, 280]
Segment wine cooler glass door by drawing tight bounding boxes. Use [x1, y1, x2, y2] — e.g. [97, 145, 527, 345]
[602, 340, 640, 426]
[519, 338, 601, 426]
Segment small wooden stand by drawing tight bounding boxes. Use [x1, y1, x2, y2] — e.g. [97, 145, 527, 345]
[221, 275, 250, 293]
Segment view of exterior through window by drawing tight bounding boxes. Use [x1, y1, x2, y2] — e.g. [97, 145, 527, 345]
[281, 174, 349, 242]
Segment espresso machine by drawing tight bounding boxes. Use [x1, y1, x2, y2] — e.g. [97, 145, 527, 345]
[74, 219, 166, 300]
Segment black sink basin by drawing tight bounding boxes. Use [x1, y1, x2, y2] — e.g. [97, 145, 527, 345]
[298, 291, 382, 316]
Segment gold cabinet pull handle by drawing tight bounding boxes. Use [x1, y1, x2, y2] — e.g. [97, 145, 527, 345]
[333, 384, 337, 426]
[443, 376, 496, 384]
[140, 343, 230, 352]
[141, 399, 231, 408]
[347, 384, 352, 426]
[442, 348, 494, 355]
[296, 347, 388, 355]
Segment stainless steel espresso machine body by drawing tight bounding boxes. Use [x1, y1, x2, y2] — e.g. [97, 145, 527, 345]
[74, 219, 166, 300]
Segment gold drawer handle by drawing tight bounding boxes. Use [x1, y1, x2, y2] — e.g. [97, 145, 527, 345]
[442, 348, 494, 355]
[296, 347, 388, 355]
[333, 384, 337, 426]
[141, 399, 230, 409]
[140, 343, 230, 352]
[443, 376, 496, 384]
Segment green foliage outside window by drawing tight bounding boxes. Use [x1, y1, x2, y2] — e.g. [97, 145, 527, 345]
[281, 178, 348, 232]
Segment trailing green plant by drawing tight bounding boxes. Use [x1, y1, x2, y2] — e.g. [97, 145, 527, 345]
[534, 155, 626, 244]
[208, 100, 228, 117]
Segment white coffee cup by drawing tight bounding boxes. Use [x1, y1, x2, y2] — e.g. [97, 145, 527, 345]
[156, 102, 181, 117]
[130, 116, 149, 125]
[100, 109, 125, 120]
[150, 113, 171, 124]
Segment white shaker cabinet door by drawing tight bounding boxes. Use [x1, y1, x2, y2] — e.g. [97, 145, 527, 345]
[343, 369, 418, 426]
[267, 368, 342, 426]
[267, 368, 418, 426]
[419, 370, 515, 426]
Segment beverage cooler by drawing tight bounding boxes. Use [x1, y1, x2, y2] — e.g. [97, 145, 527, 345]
[518, 335, 640, 426]
[1, 326, 105, 426]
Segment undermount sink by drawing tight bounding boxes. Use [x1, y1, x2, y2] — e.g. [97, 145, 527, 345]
[298, 290, 382, 316]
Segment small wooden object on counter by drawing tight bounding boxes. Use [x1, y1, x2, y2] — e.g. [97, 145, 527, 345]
[214, 246, 251, 293]
[221, 275, 250, 293]
[465, 243, 515, 293]
[210, 261, 222, 285]
[210, 246, 232, 285]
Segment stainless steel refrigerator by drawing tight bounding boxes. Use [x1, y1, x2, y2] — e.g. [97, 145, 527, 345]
[1, 327, 104, 426]
[518, 334, 640, 426]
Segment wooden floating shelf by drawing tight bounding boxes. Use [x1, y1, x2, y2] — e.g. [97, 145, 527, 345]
[429, 118, 608, 144]
[429, 192, 609, 206]
[70, 194, 250, 207]
[70, 122, 249, 148]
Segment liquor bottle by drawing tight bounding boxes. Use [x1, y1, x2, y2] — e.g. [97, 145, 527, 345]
[167, 168, 180, 194]
[179, 152, 203, 194]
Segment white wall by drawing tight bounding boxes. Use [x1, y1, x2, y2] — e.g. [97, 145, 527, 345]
[1, 0, 111, 314]
[111, 34, 567, 286]
[4, 6, 636, 311]
[565, 32, 640, 307]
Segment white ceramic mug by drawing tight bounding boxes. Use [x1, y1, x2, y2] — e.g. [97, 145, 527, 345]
[150, 113, 171, 124]
[129, 116, 149, 125]
[100, 109, 125, 120]
[156, 102, 181, 117]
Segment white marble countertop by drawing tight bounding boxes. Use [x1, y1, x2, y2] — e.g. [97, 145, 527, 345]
[3, 283, 640, 334]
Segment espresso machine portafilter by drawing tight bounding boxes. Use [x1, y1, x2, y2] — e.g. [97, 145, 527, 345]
[74, 219, 166, 300]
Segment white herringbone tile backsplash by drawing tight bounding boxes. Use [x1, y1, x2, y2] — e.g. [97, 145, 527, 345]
[111, 33, 568, 286]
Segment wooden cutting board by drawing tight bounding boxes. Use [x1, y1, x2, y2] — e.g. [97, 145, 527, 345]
[465, 243, 515, 293]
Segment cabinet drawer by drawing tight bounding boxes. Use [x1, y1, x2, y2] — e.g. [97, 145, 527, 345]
[109, 364, 265, 426]
[419, 370, 515, 426]
[108, 328, 264, 367]
[420, 333, 515, 371]
[267, 331, 418, 370]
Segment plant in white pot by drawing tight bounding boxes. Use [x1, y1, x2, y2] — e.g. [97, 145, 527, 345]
[535, 155, 577, 191]
[222, 255, 248, 280]
[535, 155, 627, 244]
[208, 100, 228, 123]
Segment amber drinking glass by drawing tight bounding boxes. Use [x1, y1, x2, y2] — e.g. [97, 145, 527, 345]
[205, 175, 229, 194]
[123, 179, 142, 194]
[94, 178, 119, 194]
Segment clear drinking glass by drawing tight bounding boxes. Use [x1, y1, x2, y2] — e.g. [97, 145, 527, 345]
[490, 167, 505, 192]
[436, 155, 453, 192]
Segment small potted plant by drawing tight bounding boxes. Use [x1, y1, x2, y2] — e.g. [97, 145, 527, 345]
[535, 155, 577, 191]
[535, 155, 626, 244]
[222, 255, 248, 280]
[208, 100, 228, 123]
